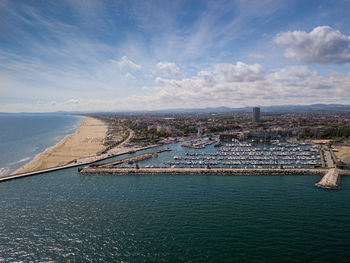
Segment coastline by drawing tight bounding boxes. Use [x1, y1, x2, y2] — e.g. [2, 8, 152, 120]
[12, 116, 108, 175]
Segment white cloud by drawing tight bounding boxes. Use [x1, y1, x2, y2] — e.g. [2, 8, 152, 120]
[213, 62, 265, 82]
[274, 26, 350, 64]
[140, 63, 350, 109]
[156, 62, 183, 78]
[3, 61, 350, 112]
[117, 56, 141, 71]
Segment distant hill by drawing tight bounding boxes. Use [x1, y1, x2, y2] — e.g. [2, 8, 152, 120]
[1, 104, 350, 115]
[259, 104, 350, 113]
[120, 104, 350, 114]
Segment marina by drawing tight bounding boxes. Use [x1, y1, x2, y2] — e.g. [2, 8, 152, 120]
[77, 139, 350, 189]
[108, 140, 322, 169]
[165, 142, 321, 168]
[4, 138, 346, 189]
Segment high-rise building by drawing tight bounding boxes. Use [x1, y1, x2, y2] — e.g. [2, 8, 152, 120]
[252, 107, 260, 122]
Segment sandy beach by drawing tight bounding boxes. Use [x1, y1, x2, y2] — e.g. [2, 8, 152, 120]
[12, 116, 108, 174]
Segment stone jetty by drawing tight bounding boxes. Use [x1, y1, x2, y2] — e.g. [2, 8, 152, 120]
[79, 166, 328, 176]
[315, 168, 340, 189]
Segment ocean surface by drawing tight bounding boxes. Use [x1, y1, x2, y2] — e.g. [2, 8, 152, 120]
[0, 169, 350, 262]
[0, 114, 81, 176]
[1, 116, 350, 262]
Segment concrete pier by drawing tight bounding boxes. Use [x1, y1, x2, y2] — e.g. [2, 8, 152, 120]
[79, 167, 328, 176]
[0, 164, 78, 183]
[315, 168, 340, 189]
[0, 145, 164, 183]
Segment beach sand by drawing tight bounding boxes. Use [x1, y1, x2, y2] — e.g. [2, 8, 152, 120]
[12, 116, 108, 174]
[333, 145, 350, 164]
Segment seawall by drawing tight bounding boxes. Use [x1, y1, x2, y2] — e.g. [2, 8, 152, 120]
[79, 167, 329, 176]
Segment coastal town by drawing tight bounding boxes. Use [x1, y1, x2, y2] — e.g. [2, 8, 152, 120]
[94, 108, 350, 146]
[2, 107, 350, 189]
[92, 108, 350, 162]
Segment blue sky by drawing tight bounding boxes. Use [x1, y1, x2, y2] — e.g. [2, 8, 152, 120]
[1, 0, 350, 112]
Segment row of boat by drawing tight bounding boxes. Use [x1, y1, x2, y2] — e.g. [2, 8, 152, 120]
[165, 160, 319, 167]
[177, 155, 319, 161]
[185, 151, 318, 157]
[169, 142, 321, 168]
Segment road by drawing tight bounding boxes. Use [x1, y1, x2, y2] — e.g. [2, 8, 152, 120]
[324, 148, 334, 168]
[118, 127, 134, 148]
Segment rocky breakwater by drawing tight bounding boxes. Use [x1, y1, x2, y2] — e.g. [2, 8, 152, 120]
[79, 167, 327, 176]
[315, 168, 340, 189]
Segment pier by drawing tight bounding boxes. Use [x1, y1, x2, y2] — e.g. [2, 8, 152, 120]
[79, 166, 329, 176]
[0, 164, 79, 183]
[0, 145, 164, 183]
[315, 168, 341, 189]
[79, 166, 350, 190]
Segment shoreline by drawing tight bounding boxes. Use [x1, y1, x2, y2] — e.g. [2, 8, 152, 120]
[12, 115, 108, 175]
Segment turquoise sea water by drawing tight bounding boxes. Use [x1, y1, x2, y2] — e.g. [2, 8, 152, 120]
[0, 114, 80, 176]
[0, 169, 350, 262]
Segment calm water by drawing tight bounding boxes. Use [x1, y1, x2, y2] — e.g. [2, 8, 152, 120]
[0, 168, 350, 262]
[1, 116, 350, 262]
[0, 114, 80, 176]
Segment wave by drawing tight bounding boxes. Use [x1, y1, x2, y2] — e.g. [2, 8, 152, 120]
[9, 157, 31, 165]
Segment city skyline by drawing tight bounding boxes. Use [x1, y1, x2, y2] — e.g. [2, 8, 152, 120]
[1, 0, 350, 112]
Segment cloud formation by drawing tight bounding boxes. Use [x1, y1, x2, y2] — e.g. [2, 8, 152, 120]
[144, 62, 350, 110]
[156, 62, 183, 78]
[213, 62, 265, 82]
[274, 26, 350, 64]
[117, 56, 142, 71]
[2, 62, 350, 112]
[1, 1, 350, 112]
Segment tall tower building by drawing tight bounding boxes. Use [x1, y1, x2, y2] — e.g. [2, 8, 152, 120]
[252, 107, 260, 122]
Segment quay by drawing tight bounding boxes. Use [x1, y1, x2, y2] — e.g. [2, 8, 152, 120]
[79, 167, 330, 176]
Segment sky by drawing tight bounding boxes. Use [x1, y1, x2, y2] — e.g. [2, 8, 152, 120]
[1, 0, 350, 112]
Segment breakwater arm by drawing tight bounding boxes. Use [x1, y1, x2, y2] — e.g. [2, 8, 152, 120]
[79, 167, 328, 176]
[315, 168, 340, 189]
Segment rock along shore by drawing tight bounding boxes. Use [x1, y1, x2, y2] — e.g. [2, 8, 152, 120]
[79, 167, 328, 176]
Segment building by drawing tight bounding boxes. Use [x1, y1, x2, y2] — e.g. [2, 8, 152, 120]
[252, 107, 260, 122]
[219, 132, 240, 142]
[197, 126, 205, 137]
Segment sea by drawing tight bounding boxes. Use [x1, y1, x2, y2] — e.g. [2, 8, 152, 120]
[0, 114, 81, 176]
[0, 115, 350, 262]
